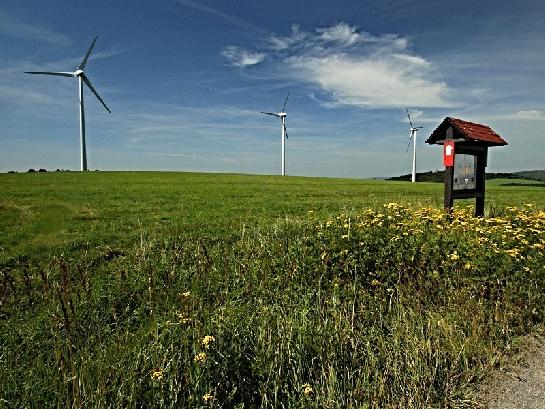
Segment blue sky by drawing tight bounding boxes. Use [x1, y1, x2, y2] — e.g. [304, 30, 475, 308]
[1, 0, 544, 177]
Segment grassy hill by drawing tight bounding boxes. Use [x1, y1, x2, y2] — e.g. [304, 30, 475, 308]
[388, 170, 545, 183]
[1, 172, 545, 407]
[514, 170, 545, 181]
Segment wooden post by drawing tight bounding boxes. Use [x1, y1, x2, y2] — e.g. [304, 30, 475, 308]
[444, 165, 454, 213]
[475, 149, 487, 217]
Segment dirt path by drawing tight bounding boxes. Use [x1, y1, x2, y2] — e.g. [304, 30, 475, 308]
[478, 336, 545, 408]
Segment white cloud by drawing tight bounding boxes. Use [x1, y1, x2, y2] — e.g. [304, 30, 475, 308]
[486, 110, 545, 122]
[317, 22, 361, 46]
[288, 53, 450, 108]
[512, 110, 545, 120]
[221, 46, 266, 67]
[0, 12, 71, 46]
[223, 22, 453, 108]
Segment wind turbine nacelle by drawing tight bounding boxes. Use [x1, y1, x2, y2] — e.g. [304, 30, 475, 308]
[75, 69, 84, 77]
[278, 112, 287, 118]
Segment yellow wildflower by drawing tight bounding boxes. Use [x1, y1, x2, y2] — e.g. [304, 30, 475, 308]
[302, 383, 314, 396]
[202, 335, 216, 349]
[176, 311, 191, 324]
[449, 252, 459, 261]
[151, 368, 164, 380]
[194, 352, 207, 363]
[203, 393, 214, 404]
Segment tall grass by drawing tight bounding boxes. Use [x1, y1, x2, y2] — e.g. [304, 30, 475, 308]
[2, 204, 544, 407]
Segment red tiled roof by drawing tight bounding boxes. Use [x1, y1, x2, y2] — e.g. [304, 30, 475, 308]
[426, 117, 508, 146]
[449, 117, 507, 145]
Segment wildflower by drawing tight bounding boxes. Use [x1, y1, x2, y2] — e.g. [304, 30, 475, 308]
[320, 251, 327, 260]
[464, 262, 472, 270]
[201, 335, 215, 349]
[203, 393, 214, 404]
[176, 311, 191, 324]
[449, 252, 459, 261]
[505, 248, 520, 258]
[341, 234, 349, 239]
[194, 352, 207, 363]
[302, 383, 314, 396]
[371, 279, 381, 286]
[151, 368, 164, 380]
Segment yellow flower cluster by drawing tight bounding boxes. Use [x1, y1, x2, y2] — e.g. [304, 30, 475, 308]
[201, 335, 215, 349]
[302, 383, 314, 396]
[193, 352, 207, 363]
[151, 368, 164, 380]
[313, 203, 544, 268]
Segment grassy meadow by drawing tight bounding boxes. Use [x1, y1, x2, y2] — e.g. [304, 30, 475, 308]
[1, 171, 545, 407]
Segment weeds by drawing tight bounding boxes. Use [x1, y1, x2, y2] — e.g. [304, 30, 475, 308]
[1, 204, 545, 407]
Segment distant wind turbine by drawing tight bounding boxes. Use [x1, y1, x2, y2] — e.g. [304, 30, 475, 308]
[405, 108, 423, 183]
[25, 36, 111, 171]
[261, 91, 291, 176]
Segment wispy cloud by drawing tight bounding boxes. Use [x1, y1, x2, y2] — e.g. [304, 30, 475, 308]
[510, 110, 545, 121]
[487, 110, 545, 122]
[0, 11, 71, 46]
[223, 22, 455, 109]
[221, 46, 266, 67]
[175, 0, 263, 33]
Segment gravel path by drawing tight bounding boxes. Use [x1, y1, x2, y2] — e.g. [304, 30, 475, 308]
[478, 337, 545, 408]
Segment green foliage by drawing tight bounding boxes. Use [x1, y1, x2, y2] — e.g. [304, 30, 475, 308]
[1, 173, 545, 407]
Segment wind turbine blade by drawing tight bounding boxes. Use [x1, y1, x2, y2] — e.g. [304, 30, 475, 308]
[405, 107, 414, 128]
[79, 36, 98, 70]
[261, 111, 280, 117]
[283, 124, 289, 140]
[405, 132, 413, 152]
[281, 90, 290, 112]
[82, 74, 111, 113]
[25, 71, 75, 77]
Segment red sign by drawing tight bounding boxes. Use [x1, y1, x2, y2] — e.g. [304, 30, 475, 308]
[443, 141, 455, 167]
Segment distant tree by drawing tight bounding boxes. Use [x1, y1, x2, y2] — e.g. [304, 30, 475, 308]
[27, 169, 36, 173]
[8, 170, 16, 174]
[56, 169, 61, 172]
[39, 169, 47, 173]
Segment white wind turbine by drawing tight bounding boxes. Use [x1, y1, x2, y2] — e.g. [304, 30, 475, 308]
[261, 91, 291, 176]
[25, 36, 111, 171]
[405, 108, 423, 183]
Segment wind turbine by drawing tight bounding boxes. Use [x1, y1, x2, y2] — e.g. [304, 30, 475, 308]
[25, 36, 111, 171]
[405, 108, 423, 183]
[261, 91, 291, 176]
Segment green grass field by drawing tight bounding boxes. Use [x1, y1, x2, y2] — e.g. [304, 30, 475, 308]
[1, 172, 545, 407]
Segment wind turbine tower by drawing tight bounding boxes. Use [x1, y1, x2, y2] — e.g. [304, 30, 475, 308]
[25, 36, 111, 171]
[261, 91, 291, 176]
[405, 108, 423, 183]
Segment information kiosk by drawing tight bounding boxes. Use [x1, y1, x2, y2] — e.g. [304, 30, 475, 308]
[426, 117, 508, 217]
